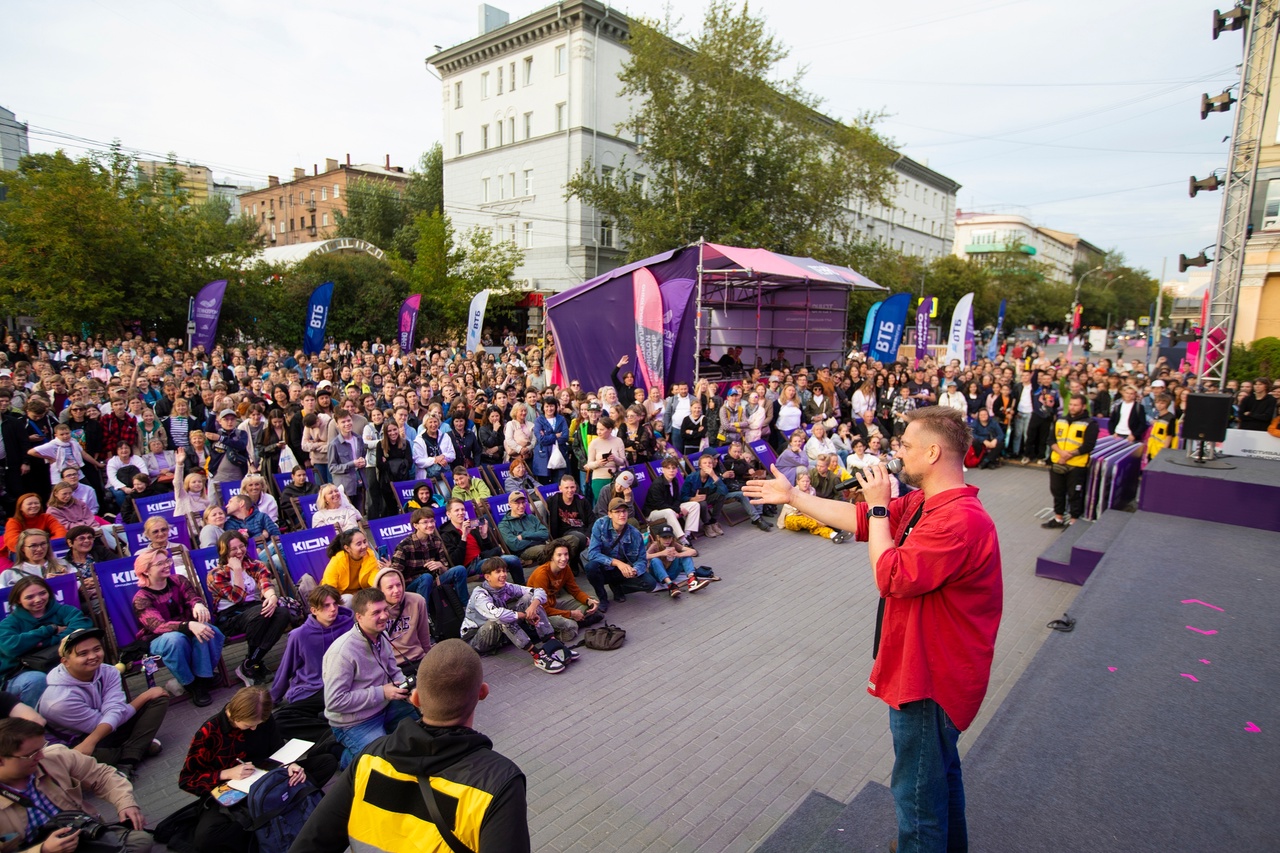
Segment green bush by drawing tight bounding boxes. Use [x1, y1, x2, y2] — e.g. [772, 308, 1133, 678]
[1228, 336, 1280, 380]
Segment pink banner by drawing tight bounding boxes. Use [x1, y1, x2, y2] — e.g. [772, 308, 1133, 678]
[633, 267, 665, 398]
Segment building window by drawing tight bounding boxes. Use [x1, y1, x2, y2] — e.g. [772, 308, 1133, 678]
[497, 65, 504, 95]
[509, 62, 516, 91]
[481, 124, 489, 149]
[498, 174, 505, 200]
[509, 223, 517, 244]
[509, 172, 516, 197]
[481, 72, 489, 99]
[333, 184, 340, 199]
[555, 102, 566, 131]
[321, 186, 328, 201]
[523, 112, 533, 139]
[322, 212, 329, 226]
[601, 165, 614, 185]
[523, 220, 533, 248]
[454, 81, 463, 108]
[455, 132, 464, 156]
[600, 220, 616, 248]
[555, 44, 567, 75]
[496, 121, 503, 147]
[523, 56, 533, 85]
[482, 177, 490, 203]
[507, 117, 515, 144]
[523, 169, 533, 195]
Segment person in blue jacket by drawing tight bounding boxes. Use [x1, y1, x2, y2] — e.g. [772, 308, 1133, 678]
[531, 398, 570, 485]
[680, 452, 729, 538]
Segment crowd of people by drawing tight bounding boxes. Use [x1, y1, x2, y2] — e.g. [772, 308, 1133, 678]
[0, 326, 1266, 851]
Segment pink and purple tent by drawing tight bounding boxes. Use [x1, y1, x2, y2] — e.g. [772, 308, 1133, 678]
[544, 241, 884, 394]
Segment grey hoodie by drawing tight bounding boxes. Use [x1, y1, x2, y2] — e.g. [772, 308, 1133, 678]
[38, 663, 134, 738]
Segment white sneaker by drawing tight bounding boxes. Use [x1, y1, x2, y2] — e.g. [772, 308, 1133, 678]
[533, 654, 565, 673]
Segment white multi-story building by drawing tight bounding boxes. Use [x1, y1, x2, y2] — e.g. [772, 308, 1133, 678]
[0, 105, 30, 173]
[426, 0, 961, 315]
[952, 211, 1104, 283]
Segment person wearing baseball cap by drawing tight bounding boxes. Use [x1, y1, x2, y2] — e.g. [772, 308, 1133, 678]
[497, 490, 553, 566]
[591, 470, 637, 521]
[38, 627, 169, 781]
[207, 407, 251, 486]
[583, 497, 651, 610]
[645, 524, 703, 598]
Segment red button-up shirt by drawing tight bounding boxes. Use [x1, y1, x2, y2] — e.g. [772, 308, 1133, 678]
[855, 485, 1003, 730]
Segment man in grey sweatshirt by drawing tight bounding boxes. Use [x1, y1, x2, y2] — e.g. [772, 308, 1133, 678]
[322, 587, 418, 768]
[38, 627, 169, 781]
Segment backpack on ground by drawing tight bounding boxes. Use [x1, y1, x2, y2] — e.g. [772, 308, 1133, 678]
[582, 622, 626, 650]
[429, 581, 465, 642]
[238, 765, 321, 853]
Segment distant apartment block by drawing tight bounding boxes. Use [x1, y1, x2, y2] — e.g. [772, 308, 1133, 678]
[953, 211, 1104, 283]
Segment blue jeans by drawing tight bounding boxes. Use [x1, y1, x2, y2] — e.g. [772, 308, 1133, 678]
[3, 671, 47, 707]
[648, 555, 693, 585]
[888, 699, 967, 853]
[333, 700, 418, 768]
[1007, 413, 1029, 457]
[406, 565, 469, 607]
[149, 627, 226, 686]
[313, 463, 332, 485]
[724, 489, 762, 521]
[467, 555, 525, 585]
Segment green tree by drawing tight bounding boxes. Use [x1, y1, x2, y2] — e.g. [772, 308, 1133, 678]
[335, 145, 445, 261]
[1072, 252, 1158, 329]
[0, 149, 258, 336]
[566, 0, 898, 260]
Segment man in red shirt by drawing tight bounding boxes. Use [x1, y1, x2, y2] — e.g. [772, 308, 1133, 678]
[746, 406, 1002, 853]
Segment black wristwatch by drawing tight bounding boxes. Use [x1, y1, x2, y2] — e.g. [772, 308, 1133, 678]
[868, 505, 889, 520]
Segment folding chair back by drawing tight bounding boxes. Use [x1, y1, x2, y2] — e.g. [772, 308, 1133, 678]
[391, 480, 421, 512]
[273, 470, 315, 495]
[275, 528, 334, 590]
[367, 513, 414, 557]
[748, 440, 779, 472]
[295, 493, 321, 528]
[218, 482, 242, 508]
[92, 556, 148, 659]
[485, 494, 512, 527]
[488, 462, 511, 491]
[0, 573, 80, 620]
[133, 493, 180, 522]
[50, 538, 69, 561]
[629, 463, 655, 511]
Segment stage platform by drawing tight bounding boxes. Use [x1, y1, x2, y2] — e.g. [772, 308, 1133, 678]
[1139, 452, 1280, 532]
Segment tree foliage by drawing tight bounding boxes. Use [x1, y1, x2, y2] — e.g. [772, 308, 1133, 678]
[0, 149, 258, 336]
[1071, 252, 1159, 329]
[335, 145, 445, 261]
[566, 0, 898, 260]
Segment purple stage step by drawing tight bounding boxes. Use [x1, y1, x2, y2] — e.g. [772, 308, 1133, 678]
[1035, 519, 1094, 585]
[1068, 509, 1134, 576]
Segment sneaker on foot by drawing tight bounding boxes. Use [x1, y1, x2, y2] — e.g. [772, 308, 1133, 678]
[234, 662, 256, 688]
[532, 653, 565, 673]
[668, 582, 682, 599]
[165, 678, 184, 698]
[1041, 518, 1067, 529]
[147, 739, 162, 757]
[688, 577, 709, 593]
[752, 518, 772, 532]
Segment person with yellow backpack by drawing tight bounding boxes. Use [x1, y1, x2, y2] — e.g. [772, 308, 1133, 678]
[1041, 394, 1099, 529]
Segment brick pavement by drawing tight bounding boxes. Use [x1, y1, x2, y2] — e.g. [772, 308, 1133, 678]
[109, 463, 1078, 852]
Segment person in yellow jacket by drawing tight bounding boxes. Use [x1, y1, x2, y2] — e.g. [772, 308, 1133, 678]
[1042, 395, 1099, 529]
[1147, 394, 1177, 461]
[321, 528, 384, 601]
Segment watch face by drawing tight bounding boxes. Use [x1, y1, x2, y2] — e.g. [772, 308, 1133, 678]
[870, 506, 889, 518]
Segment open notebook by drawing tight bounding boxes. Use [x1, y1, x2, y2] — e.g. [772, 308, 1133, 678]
[227, 738, 313, 793]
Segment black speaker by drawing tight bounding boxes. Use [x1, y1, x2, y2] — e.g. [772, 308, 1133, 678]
[1182, 393, 1233, 442]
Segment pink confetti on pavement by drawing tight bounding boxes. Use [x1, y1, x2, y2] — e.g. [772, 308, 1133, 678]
[1107, 667, 1117, 672]
[1245, 722, 1261, 733]
[1181, 599, 1225, 611]
[1200, 659, 1211, 665]
[1186, 626, 1218, 635]
[1180, 674, 1200, 682]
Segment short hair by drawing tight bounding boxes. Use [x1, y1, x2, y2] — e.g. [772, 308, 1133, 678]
[308, 584, 341, 611]
[65, 524, 96, 543]
[480, 556, 507, 576]
[410, 507, 434, 525]
[445, 497, 466, 514]
[225, 686, 273, 724]
[903, 405, 971, 457]
[559, 473, 576, 486]
[661, 456, 680, 470]
[414, 639, 484, 725]
[240, 473, 266, 489]
[0, 718, 46, 756]
[142, 515, 171, 537]
[352, 587, 385, 615]
[549, 538, 571, 557]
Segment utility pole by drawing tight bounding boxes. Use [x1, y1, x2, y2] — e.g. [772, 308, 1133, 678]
[1150, 257, 1166, 371]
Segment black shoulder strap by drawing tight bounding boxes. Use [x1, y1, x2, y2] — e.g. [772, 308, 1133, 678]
[418, 776, 472, 853]
[872, 501, 926, 659]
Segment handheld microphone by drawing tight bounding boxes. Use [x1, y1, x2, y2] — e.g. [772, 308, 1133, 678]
[835, 457, 902, 492]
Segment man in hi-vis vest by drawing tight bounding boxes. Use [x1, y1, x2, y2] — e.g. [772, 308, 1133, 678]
[1041, 394, 1099, 529]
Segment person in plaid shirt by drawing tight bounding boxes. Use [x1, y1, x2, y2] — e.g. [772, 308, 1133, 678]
[97, 394, 138, 465]
[390, 508, 468, 604]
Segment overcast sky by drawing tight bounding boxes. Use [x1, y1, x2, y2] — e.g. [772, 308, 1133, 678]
[3, 0, 1240, 280]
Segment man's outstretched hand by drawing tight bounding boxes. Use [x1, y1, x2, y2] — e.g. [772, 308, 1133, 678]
[742, 464, 793, 506]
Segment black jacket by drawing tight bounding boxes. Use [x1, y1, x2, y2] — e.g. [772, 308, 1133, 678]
[1108, 401, 1148, 439]
[545, 493, 593, 539]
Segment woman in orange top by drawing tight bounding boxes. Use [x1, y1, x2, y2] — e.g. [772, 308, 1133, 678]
[4, 493, 67, 556]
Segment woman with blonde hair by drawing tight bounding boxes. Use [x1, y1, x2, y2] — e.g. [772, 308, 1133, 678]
[0, 529, 68, 586]
[310, 483, 363, 532]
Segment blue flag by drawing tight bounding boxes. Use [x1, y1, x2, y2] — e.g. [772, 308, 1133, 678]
[987, 299, 1007, 360]
[861, 301, 884, 354]
[303, 282, 334, 355]
[869, 293, 912, 364]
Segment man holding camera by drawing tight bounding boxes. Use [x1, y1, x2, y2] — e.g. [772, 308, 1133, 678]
[0, 717, 152, 852]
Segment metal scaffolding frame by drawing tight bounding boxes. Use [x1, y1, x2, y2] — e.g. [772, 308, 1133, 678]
[1200, 0, 1279, 385]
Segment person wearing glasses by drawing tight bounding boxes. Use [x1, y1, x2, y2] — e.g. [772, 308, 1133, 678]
[132, 547, 225, 708]
[0, 717, 152, 853]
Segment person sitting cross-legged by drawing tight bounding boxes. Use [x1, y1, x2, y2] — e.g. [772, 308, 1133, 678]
[322, 587, 419, 769]
[38, 627, 169, 782]
[777, 471, 853, 544]
[525, 539, 602, 643]
[585, 498, 653, 610]
[719, 440, 772, 532]
[461, 558, 572, 674]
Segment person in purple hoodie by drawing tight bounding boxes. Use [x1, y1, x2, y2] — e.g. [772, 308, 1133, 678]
[269, 584, 354, 741]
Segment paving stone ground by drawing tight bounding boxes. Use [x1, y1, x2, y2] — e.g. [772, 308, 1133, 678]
[105, 463, 1079, 852]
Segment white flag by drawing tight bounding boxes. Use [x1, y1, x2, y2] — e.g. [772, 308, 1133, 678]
[465, 289, 490, 354]
[944, 292, 974, 367]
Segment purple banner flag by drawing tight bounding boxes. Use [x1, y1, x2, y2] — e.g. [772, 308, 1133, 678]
[398, 294, 421, 353]
[915, 297, 933, 368]
[190, 280, 226, 354]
